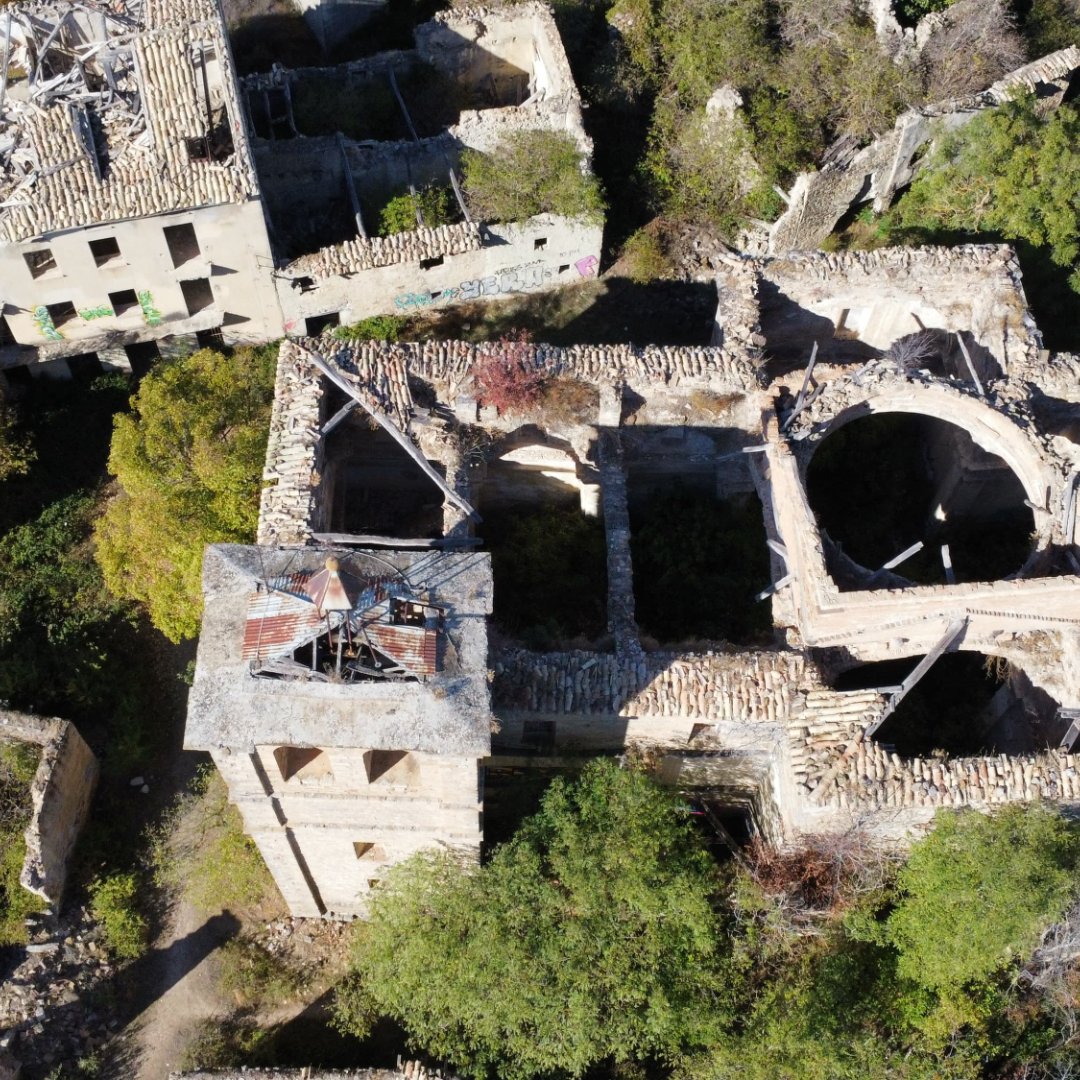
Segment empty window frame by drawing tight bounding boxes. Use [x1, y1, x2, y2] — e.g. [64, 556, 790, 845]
[24, 248, 58, 279]
[353, 842, 387, 861]
[195, 326, 225, 350]
[419, 255, 444, 270]
[272, 746, 332, 782]
[108, 289, 140, 317]
[66, 353, 103, 379]
[163, 222, 201, 267]
[305, 312, 340, 336]
[124, 340, 161, 377]
[533, 237, 547, 250]
[180, 278, 215, 316]
[89, 236, 122, 267]
[363, 749, 418, 786]
[46, 301, 77, 328]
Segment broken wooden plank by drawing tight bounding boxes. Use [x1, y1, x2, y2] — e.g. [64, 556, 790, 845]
[320, 398, 358, 437]
[311, 533, 481, 548]
[336, 132, 367, 239]
[387, 66, 420, 143]
[781, 341, 818, 432]
[756, 573, 792, 602]
[955, 333, 986, 398]
[940, 543, 955, 585]
[306, 350, 480, 522]
[866, 618, 967, 739]
[879, 540, 923, 571]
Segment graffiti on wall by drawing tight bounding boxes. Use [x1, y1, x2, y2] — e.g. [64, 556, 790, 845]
[78, 304, 114, 321]
[138, 290, 162, 327]
[33, 305, 62, 341]
[393, 255, 596, 313]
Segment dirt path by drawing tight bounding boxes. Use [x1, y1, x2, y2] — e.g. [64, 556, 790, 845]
[132, 897, 234, 1079]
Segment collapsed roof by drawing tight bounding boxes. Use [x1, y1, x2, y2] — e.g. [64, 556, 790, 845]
[0, 0, 257, 244]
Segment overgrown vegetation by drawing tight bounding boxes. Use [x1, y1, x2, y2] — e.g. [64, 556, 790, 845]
[473, 331, 546, 414]
[884, 92, 1080, 348]
[631, 490, 772, 645]
[0, 741, 43, 945]
[462, 131, 605, 224]
[149, 766, 279, 915]
[179, 1018, 276, 1069]
[89, 871, 149, 960]
[333, 314, 408, 342]
[218, 935, 304, 1008]
[95, 345, 278, 642]
[378, 185, 456, 235]
[334, 767, 1080, 1079]
[0, 387, 34, 481]
[482, 503, 608, 649]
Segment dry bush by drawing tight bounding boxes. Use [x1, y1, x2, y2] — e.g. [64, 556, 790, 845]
[687, 389, 743, 419]
[886, 329, 941, 372]
[745, 829, 897, 917]
[473, 330, 546, 415]
[920, 0, 1026, 103]
[539, 378, 600, 426]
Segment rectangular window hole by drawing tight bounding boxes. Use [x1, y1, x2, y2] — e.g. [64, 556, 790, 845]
[522, 720, 556, 752]
[180, 278, 214, 317]
[124, 340, 161, 377]
[195, 326, 225, 350]
[46, 301, 77, 328]
[353, 842, 387, 861]
[558, 263, 570, 273]
[163, 222, 201, 267]
[89, 236, 122, 267]
[0, 315, 15, 346]
[533, 237, 547, 251]
[24, 249, 58, 279]
[67, 353, 103, 379]
[305, 312, 340, 336]
[419, 255, 443, 270]
[108, 289, 139, 317]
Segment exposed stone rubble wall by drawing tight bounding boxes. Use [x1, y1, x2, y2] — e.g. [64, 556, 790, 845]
[257, 341, 326, 546]
[767, 47, 1080, 253]
[492, 648, 810, 724]
[1012, 352, 1080, 403]
[793, 698, 1080, 811]
[0, 710, 98, 905]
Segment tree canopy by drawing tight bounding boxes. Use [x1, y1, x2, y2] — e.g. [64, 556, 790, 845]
[95, 345, 277, 641]
[336, 759, 730, 1078]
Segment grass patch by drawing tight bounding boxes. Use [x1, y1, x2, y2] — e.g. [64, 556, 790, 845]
[0, 741, 44, 945]
[179, 1018, 276, 1069]
[149, 766, 280, 916]
[218, 934, 305, 1008]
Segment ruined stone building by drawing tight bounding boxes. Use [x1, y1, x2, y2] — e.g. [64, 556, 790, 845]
[185, 239, 1080, 917]
[0, 0, 282, 383]
[0, 0, 602, 388]
[245, 2, 602, 333]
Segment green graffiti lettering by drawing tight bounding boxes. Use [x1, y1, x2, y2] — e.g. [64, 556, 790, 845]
[32, 305, 62, 341]
[78, 304, 115, 320]
[137, 289, 162, 327]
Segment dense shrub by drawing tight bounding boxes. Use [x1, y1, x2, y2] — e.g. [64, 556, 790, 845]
[462, 131, 605, 224]
[472, 331, 546, 413]
[378, 185, 455, 235]
[0, 742, 43, 945]
[332, 314, 407, 342]
[89, 871, 149, 960]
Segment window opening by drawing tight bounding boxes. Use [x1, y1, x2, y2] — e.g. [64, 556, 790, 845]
[180, 278, 215, 317]
[163, 223, 201, 268]
[273, 746, 332, 782]
[419, 255, 444, 270]
[353, 842, 387, 861]
[89, 237, 122, 267]
[533, 237, 547, 250]
[24, 249, 57, 279]
[108, 289, 139, 317]
[46, 301, 77, 328]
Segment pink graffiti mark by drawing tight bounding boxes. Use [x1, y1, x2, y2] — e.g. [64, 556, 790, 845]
[575, 255, 599, 279]
[283, 319, 298, 333]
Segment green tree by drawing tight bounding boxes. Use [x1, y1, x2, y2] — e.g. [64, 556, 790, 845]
[337, 760, 730, 1078]
[890, 94, 1080, 277]
[95, 345, 277, 642]
[888, 804, 1080, 991]
[462, 130, 605, 225]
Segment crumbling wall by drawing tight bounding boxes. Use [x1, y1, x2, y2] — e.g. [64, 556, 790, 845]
[767, 46, 1080, 253]
[0, 710, 98, 904]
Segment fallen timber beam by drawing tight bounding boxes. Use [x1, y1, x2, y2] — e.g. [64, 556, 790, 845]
[865, 617, 968, 740]
[311, 533, 481, 548]
[306, 350, 481, 522]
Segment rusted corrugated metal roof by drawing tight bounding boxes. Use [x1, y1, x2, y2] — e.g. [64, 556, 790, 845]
[365, 622, 438, 677]
[243, 589, 324, 660]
